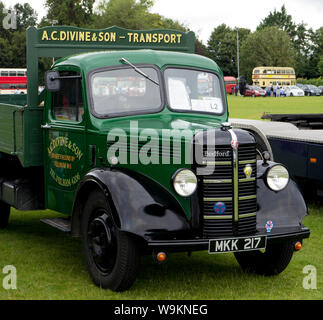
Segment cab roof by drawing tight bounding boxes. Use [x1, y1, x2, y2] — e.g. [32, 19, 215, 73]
[54, 50, 223, 75]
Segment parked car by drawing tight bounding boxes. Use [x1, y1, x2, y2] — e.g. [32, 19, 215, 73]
[296, 83, 306, 93]
[284, 86, 305, 97]
[301, 85, 310, 96]
[303, 84, 321, 96]
[308, 85, 321, 96]
[244, 85, 265, 97]
[252, 86, 267, 97]
[318, 86, 323, 95]
[244, 84, 255, 97]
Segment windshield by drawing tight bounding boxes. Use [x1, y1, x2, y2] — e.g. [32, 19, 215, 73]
[164, 68, 224, 115]
[90, 67, 162, 117]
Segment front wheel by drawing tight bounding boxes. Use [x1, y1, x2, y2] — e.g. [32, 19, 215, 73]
[234, 241, 295, 276]
[81, 191, 140, 291]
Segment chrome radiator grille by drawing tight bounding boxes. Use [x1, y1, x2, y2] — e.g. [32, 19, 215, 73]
[199, 144, 257, 238]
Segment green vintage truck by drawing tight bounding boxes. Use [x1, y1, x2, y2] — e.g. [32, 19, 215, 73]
[0, 26, 310, 291]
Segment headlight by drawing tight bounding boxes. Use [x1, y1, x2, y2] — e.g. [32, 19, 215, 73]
[173, 169, 197, 197]
[266, 165, 289, 191]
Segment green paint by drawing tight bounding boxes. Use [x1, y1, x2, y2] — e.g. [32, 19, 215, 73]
[1, 26, 229, 218]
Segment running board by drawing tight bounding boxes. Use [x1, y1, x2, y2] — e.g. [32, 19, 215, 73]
[40, 218, 71, 233]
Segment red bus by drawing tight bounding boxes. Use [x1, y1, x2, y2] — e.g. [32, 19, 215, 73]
[224, 76, 237, 95]
[0, 68, 27, 94]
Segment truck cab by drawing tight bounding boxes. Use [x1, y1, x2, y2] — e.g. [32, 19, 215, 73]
[0, 26, 310, 292]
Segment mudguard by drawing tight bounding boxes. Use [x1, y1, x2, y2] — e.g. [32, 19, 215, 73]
[256, 160, 308, 232]
[72, 162, 308, 243]
[71, 168, 191, 240]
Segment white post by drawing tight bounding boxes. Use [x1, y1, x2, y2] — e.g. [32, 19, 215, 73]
[236, 28, 240, 80]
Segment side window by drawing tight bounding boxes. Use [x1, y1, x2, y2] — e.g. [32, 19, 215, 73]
[52, 71, 84, 122]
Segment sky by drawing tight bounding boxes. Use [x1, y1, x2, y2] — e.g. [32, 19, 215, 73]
[4, 0, 323, 44]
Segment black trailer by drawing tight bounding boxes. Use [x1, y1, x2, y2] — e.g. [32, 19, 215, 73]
[231, 115, 323, 197]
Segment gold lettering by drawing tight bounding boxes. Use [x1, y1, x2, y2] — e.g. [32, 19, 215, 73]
[71, 173, 80, 185]
[85, 31, 91, 42]
[104, 32, 110, 42]
[127, 32, 133, 42]
[50, 153, 75, 162]
[164, 34, 170, 43]
[158, 34, 164, 43]
[48, 137, 82, 160]
[176, 34, 182, 43]
[140, 33, 146, 43]
[110, 32, 116, 42]
[79, 32, 85, 42]
[145, 33, 151, 43]
[133, 33, 139, 42]
[170, 34, 176, 43]
[51, 31, 58, 41]
[98, 32, 104, 42]
[152, 33, 158, 43]
[60, 31, 66, 41]
[41, 31, 49, 41]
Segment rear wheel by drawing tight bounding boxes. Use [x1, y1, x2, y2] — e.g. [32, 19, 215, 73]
[81, 191, 140, 291]
[234, 241, 295, 276]
[0, 201, 10, 229]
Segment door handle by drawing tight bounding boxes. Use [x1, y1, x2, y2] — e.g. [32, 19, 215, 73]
[41, 123, 51, 129]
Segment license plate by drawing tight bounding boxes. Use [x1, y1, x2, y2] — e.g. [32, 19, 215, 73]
[208, 235, 267, 254]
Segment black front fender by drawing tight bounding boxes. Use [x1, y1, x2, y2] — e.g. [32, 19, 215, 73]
[256, 161, 308, 233]
[72, 168, 190, 240]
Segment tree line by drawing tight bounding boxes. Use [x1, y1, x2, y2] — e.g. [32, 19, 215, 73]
[0, 1, 322, 83]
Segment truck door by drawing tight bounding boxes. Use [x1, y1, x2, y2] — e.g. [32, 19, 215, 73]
[43, 70, 86, 215]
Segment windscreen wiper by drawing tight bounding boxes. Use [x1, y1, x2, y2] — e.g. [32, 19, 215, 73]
[120, 58, 159, 86]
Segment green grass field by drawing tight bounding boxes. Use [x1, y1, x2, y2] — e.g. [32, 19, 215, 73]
[0, 95, 322, 300]
[227, 95, 323, 120]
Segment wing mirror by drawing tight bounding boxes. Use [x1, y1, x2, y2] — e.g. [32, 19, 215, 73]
[45, 70, 61, 92]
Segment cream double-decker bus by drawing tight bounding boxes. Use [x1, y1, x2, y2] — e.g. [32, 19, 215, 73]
[252, 67, 296, 88]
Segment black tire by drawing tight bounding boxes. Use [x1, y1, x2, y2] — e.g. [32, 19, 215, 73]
[290, 93, 293, 97]
[0, 201, 10, 229]
[81, 191, 140, 291]
[234, 241, 294, 276]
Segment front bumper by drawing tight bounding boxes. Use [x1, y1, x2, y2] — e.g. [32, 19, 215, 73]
[147, 227, 310, 252]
